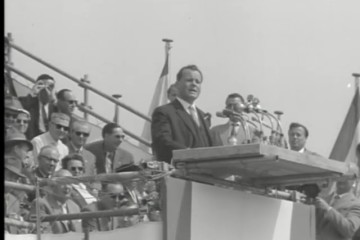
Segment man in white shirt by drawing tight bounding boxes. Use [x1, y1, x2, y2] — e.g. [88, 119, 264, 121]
[31, 112, 70, 170]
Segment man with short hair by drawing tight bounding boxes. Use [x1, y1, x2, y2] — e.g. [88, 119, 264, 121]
[28, 145, 60, 180]
[31, 112, 70, 169]
[54, 89, 77, 116]
[315, 178, 360, 240]
[19, 74, 56, 140]
[210, 93, 257, 146]
[67, 120, 96, 176]
[85, 122, 135, 174]
[288, 122, 318, 155]
[151, 65, 213, 164]
[82, 182, 139, 231]
[29, 169, 82, 234]
[61, 153, 98, 208]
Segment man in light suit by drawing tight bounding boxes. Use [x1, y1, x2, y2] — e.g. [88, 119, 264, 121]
[151, 65, 213, 164]
[315, 178, 360, 240]
[29, 169, 82, 234]
[85, 123, 134, 174]
[210, 93, 256, 146]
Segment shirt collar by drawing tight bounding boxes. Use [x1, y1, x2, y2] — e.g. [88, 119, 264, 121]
[298, 148, 305, 153]
[177, 97, 196, 113]
[70, 141, 83, 153]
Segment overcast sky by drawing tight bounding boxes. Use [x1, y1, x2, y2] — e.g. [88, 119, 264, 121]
[5, 0, 360, 157]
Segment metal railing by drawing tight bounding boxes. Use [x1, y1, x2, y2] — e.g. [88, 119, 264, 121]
[5, 33, 152, 147]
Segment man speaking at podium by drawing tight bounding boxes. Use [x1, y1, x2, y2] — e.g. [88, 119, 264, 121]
[151, 65, 213, 164]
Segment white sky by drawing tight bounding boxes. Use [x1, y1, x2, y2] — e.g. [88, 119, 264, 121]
[5, 0, 360, 157]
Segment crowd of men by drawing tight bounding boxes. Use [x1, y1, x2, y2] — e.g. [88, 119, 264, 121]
[5, 66, 360, 240]
[4, 74, 158, 234]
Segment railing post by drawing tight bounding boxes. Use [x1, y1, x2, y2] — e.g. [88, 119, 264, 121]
[112, 94, 122, 124]
[6, 33, 13, 66]
[81, 74, 90, 120]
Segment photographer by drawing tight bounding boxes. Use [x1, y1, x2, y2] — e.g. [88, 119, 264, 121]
[19, 74, 56, 140]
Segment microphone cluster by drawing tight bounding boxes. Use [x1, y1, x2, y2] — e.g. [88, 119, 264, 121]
[216, 94, 288, 148]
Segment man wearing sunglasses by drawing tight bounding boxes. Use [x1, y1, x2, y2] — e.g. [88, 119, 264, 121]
[31, 112, 70, 170]
[54, 89, 78, 116]
[82, 182, 139, 231]
[86, 122, 134, 174]
[61, 153, 98, 208]
[67, 120, 96, 176]
[5, 95, 30, 135]
[19, 74, 57, 140]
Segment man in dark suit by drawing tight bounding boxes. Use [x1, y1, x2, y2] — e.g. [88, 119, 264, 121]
[85, 123, 135, 174]
[68, 120, 97, 176]
[151, 64, 213, 164]
[19, 74, 56, 140]
[288, 122, 317, 154]
[315, 178, 360, 240]
[82, 182, 139, 231]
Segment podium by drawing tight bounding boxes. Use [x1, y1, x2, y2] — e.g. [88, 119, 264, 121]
[164, 144, 355, 240]
[172, 143, 353, 188]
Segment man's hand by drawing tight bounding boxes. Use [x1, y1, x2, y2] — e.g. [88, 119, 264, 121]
[30, 81, 46, 97]
[314, 197, 331, 211]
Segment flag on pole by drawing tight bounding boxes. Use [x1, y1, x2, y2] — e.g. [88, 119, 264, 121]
[327, 86, 360, 196]
[140, 47, 170, 152]
[329, 87, 360, 165]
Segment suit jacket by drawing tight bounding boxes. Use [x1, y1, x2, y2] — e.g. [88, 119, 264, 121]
[67, 143, 97, 176]
[82, 201, 139, 232]
[18, 94, 56, 140]
[316, 192, 360, 240]
[29, 195, 82, 234]
[85, 140, 135, 174]
[151, 99, 213, 164]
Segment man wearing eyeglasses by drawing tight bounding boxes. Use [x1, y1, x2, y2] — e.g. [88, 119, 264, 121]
[82, 182, 139, 231]
[54, 89, 78, 116]
[31, 112, 70, 170]
[19, 74, 57, 140]
[86, 122, 135, 174]
[61, 153, 98, 208]
[67, 120, 96, 176]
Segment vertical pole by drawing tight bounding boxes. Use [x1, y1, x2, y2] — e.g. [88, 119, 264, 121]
[6, 33, 13, 66]
[81, 74, 90, 120]
[353, 73, 360, 92]
[112, 94, 122, 124]
[35, 179, 41, 240]
[352, 73, 360, 197]
[162, 39, 173, 97]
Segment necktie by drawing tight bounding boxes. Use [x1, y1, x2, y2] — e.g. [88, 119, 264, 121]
[228, 122, 240, 145]
[188, 106, 200, 127]
[105, 152, 114, 173]
[38, 102, 47, 132]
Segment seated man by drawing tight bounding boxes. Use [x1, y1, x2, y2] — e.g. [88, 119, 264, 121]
[315, 178, 360, 240]
[4, 158, 31, 234]
[5, 95, 30, 135]
[85, 123, 134, 174]
[61, 153, 98, 208]
[31, 112, 70, 169]
[29, 169, 82, 234]
[82, 182, 139, 232]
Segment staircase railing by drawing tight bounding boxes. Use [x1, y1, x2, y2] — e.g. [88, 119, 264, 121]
[5, 33, 151, 147]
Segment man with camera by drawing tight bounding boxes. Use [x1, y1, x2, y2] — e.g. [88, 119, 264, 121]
[19, 74, 56, 140]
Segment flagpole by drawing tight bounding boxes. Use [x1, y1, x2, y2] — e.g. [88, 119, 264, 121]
[162, 39, 173, 94]
[353, 73, 360, 92]
[352, 73, 360, 197]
